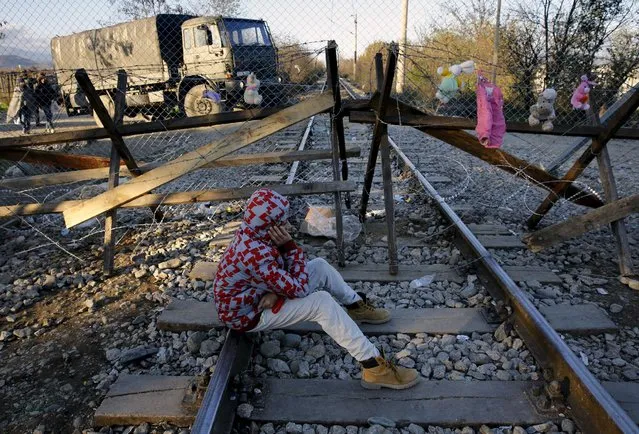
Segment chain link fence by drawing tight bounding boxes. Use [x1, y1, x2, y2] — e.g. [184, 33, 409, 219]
[1, 0, 638, 260]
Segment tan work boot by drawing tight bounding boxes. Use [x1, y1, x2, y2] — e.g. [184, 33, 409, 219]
[361, 356, 420, 390]
[347, 293, 391, 324]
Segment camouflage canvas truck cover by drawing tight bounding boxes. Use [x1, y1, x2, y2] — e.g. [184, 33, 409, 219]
[50, 14, 282, 123]
[51, 14, 191, 119]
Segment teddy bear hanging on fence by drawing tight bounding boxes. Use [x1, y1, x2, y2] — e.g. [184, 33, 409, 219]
[435, 60, 475, 104]
[244, 72, 263, 105]
[571, 75, 596, 110]
[528, 88, 557, 131]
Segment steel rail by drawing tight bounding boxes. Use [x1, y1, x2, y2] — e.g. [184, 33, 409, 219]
[190, 330, 253, 434]
[388, 136, 638, 434]
[286, 81, 327, 185]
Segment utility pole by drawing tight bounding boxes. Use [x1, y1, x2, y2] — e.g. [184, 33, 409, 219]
[396, 0, 408, 94]
[352, 13, 358, 77]
[491, 0, 502, 84]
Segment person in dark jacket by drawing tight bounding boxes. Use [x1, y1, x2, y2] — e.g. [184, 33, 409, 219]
[34, 73, 56, 133]
[18, 78, 37, 134]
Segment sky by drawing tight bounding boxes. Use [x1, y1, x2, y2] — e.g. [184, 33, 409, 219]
[0, 0, 440, 64]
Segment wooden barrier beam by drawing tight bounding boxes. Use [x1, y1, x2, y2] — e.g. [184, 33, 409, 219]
[523, 193, 639, 252]
[348, 111, 639, 140]
[0, 107, 286, 150]
[75, 69, 141, 176]
[527, 85, 639, 229]
[62, 93, 335, 228]
[417, 128, 604, 209]
[103, 69, 127, 275]
[0, 147, 362, 190]
[0, 181, 356, 218]
[326, 41, 346, 267]
[1, 148, 115, 170]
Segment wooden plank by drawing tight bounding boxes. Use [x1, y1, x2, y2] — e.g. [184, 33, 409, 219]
[523, 194, 639, 252]
[75, 69, 141, 175]
[476, 235, 524, 248]
[0, 147, 361, 190]
[502, 265, 562, 284]
[61, 93, 335, 228]
[540, 304, 617, 334]
[349, 110, 639, 140]
[158, 299, 613, 335]
[468, 223, 511, 235]
[369, 234, 522, 249]
[527, 84, 639, 229]
[604, 382, 639, 423]
[252, 379, 553, 425]
[93, 374, 194, 426]
[340, 263, 463, 283]
[421, 129, 604, 209]
[1, 148, 114, 170]
[359, 51, 395, 222]
[92, 375, 639, 426]
[0, 181, 356, 218]
[103, 69, 127, 276]
[596, 144, 635, 278]
[158, 301, 493, 334]
[326, 41, 346, 267]
[0, 106, 285, 150]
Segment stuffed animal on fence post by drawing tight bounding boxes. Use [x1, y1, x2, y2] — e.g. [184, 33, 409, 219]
[244, 73, 263, 105]
[528, 88, 557, 131]
[435, 60, 475, 103]
[571, 75, 596, 110]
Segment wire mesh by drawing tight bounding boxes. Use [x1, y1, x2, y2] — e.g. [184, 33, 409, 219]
[1, 0, 638, 262]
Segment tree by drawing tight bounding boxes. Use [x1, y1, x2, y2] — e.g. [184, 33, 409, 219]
[511, 0, 636, 89]
[598, 30, 639, 98]
[109, 0, 243, 20]
[501, 17, 543, 106]
[192, 0, 243, 16]
[109, 0, 185, 20]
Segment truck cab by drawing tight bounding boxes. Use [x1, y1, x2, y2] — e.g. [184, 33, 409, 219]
[180, 17, 279, 117]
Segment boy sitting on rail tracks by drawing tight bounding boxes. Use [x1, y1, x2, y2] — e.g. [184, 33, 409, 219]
[213, 188, 419, 389]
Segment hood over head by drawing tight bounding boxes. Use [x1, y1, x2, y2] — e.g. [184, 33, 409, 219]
[241, 188, 289, 237]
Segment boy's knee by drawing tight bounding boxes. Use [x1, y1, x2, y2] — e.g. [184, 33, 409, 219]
[310, 290, 335, 308]
[308, 257, 329, 268]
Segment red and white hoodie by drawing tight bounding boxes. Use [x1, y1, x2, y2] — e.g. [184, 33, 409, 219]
[213, 188, 309, 331]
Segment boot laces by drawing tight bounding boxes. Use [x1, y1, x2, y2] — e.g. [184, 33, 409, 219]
[358, 300, 377, 312]
[380, 349, 401, 381]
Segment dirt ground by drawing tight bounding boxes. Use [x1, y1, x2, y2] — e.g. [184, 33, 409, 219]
[0, 239, 162, 433]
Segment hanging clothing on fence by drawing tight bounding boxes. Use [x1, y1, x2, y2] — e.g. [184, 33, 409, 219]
[475, 74, 505, 149]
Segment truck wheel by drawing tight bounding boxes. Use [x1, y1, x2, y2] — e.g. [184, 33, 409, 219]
[92, 94, 115, 127]
[184, 84, 222, 117]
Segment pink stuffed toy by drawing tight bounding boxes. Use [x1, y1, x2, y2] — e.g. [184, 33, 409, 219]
[475, 73, 506, 149]
[571, 75, 596, 110]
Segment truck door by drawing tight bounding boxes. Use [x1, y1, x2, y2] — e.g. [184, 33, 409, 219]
[183, 24, 228, 79]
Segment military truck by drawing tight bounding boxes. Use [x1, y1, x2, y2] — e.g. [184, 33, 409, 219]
[51, 14, 281, 124]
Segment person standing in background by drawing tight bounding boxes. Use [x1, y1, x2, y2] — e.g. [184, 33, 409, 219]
[34, 73, 57, 133]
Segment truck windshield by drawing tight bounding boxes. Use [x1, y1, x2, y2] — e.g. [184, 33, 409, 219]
[222, 20, 272, 46]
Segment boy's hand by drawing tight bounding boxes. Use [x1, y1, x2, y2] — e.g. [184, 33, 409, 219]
[258, 292, 279, 311]
[268, 225, 292, 247]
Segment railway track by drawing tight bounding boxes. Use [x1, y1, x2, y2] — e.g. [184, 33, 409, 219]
[91, 80, 639, 434]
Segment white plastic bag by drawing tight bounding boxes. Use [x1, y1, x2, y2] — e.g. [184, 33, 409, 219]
[301, 206, 361, 242]
[409, 274, 435, 289]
